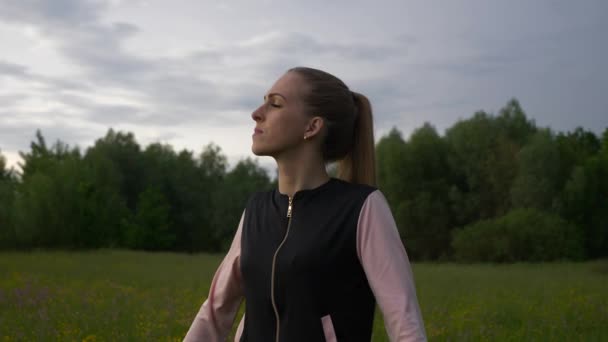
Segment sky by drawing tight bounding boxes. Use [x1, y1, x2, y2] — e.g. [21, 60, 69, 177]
[1, 0, 607, 174]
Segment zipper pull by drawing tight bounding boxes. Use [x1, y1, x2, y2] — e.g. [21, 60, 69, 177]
[287, 196, 293, 218]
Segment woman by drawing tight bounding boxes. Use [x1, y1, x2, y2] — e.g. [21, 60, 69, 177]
[184, 67, 427, 341]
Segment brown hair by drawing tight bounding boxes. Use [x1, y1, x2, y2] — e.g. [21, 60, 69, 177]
[288, 66, 376, 186]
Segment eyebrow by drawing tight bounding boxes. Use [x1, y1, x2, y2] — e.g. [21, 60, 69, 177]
[264, 92, 287, 101]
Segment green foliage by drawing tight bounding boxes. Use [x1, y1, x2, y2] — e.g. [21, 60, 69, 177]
[0, 151, 18, 248]
[1, 251, 607, 340]
[510, 129, 561, 211]
[12, 144, 97, 248]
[383, 123, 453, 260]
[215, 157, 272, 249]
[80, 150, 130, 247]
[555, 127, 600, 177]
[452, 208, 584, 262]
[123, 187, 175, 250]
[1, 99, 606, 261]
[560, 154, 608, 258]
[89, 129, 144, 212]
[2, 129, 271, 252]
[445, 101, 536, 222]
[376, 127, 407, 207]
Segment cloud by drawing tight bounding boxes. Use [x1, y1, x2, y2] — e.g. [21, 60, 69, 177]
[0, 60, 28, 76]
[0, 110, 98, 153]
[0, 0, 606, 173]
[0, 0, 106, 25]
[0, 93, 29, 107]
[1, 0, 414, 132]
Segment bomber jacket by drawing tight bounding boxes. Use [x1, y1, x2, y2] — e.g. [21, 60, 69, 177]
[184, 177, 427, 341]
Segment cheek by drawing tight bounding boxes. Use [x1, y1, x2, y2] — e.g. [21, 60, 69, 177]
[270, 112, 303, 140]
[253, 115, 302, 153]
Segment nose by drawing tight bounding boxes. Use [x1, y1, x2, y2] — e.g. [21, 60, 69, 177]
[251, 105, 264, 122]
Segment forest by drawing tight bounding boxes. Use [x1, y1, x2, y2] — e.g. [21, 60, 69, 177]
[1, 99, 607, 262]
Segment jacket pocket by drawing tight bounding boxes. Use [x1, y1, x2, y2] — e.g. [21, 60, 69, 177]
[321, 314, 337, 342]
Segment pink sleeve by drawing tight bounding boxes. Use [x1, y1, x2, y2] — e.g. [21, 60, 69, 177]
[235, 314, 245, 341]
[184, 210, 246, 342]
[357, 190, 427, 342]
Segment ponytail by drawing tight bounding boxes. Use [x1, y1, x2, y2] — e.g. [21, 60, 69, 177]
[337, 92, 376, 187]
[287, 67, 377, 186]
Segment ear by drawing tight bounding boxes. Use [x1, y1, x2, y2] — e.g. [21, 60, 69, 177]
[304, 116, 325, 138]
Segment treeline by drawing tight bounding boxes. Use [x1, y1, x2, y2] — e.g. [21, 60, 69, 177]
[1, 98, 607, 261]
[0, 130, 273, 252]
[376, 99, 608, 262]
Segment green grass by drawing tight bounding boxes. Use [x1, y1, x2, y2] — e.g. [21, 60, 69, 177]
[0, 251, 606, 341]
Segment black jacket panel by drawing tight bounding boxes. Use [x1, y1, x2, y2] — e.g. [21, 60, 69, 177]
[240, 177, 378, 342]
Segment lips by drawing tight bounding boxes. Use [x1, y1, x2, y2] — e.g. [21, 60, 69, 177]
[254, 128, 264, 134]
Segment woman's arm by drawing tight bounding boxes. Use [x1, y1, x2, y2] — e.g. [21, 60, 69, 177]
[184, 210, 246, 342]
[356, 191, 427, 342]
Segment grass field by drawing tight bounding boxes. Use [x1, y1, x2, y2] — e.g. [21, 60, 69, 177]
[0, 251, 606, 341]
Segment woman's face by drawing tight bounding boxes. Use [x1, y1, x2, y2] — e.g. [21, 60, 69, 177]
[251, 72, 313, 158]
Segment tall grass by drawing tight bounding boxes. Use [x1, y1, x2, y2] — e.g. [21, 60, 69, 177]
[0, 251, 606, 341]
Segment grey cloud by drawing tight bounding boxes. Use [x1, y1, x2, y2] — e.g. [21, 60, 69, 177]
[0, 0, 605, 172]
[0, 2, 526, 144]
[0, 60, 91, 92]
[112, 22, 139, 37]
[0, 94, 29, 107]
[425, 55, 518, 78]
[0, 0, 105, 26]
[0, 112, 97, 154]
[350, 77, 414, 125]
[56, 93, 143, 125]
[185, 50, 225, 65]
[66, 28, 404, 125]
[0, 1, 149, 81]
[0, 60, 28, 76]
[2, 0, 412, 132]
[149, 131, 181, 142]
[233, 31, 404, 63]
[261, 32, 397, 60]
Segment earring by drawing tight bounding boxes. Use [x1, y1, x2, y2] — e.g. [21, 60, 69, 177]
[304, 135, 308, 140]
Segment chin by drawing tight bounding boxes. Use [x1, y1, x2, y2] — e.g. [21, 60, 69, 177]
[252, 143, 279, 158]
[251, 144, 269, 156]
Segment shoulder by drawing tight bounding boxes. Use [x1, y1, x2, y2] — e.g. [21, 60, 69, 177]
[320, 179, 381, 220]
[245, 189, 269, 204]
[330, 178, 379, 202]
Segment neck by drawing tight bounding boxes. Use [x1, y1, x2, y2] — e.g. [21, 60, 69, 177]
[275, 149, 330, 198]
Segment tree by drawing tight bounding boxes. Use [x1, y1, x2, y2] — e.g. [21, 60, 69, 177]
[19, 130, 55, 182]
[445, 100, 536, 223]
[495, 98, 537, 147]
[0, 151, 18, 248]
[445, 111, 502, 222]
[555, 127, 600, 195]
[169, 148, 213, 252]
[560, 146, 608, 258]
[13, 148, 85, 248]
[511, 129, 561, 211]
[199, 143, 228, 179]
[123, 187, 175, 250]
[88, 129, 144, 212]
[198, 143, 229, 251]
[376, 127, 408, 209]
[392, 124, 453, 260]
[216, 157, 272, 249]
[81, 149, 130, 247]
[451, 208, 584, 262]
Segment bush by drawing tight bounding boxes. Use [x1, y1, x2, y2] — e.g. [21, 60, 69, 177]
[451, 208, 584, 262]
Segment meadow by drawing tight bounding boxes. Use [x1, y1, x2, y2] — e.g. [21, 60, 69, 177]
[0, 250, 606, 341]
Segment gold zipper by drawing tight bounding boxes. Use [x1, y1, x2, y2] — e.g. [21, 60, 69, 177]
[271, 195, 293, 342]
